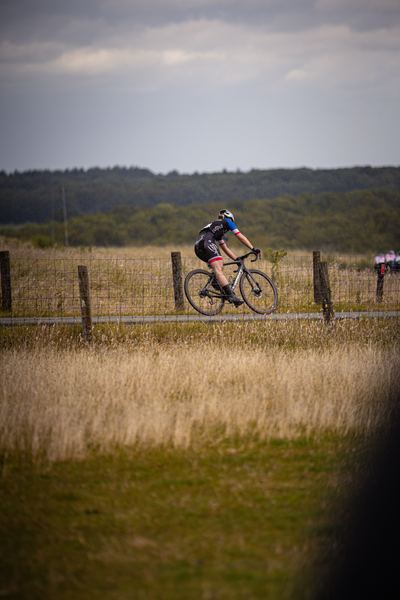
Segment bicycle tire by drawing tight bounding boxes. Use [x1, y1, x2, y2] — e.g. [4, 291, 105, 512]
[239, 269, 278, 314]
[184, 269, 225, 316]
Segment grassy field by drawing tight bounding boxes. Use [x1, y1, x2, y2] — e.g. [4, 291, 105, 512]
[2, 334, 400, 462]
[1, 236, 399, 318]
[1, 240, 400, 598]
[1, 438, 368, 600]
[1, 315, 400, 599]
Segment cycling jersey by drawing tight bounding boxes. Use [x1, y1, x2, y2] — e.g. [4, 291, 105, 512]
[195, 218, 240, 264]
[199, 218, 240, 246]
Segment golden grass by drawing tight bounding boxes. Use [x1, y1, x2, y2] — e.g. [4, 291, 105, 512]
[2, 236, 399, 318]
[2, 342, 399, 464]
[0, 235, 195, 260]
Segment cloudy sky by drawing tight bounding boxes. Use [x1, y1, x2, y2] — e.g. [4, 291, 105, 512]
[1, 0, 399, 174]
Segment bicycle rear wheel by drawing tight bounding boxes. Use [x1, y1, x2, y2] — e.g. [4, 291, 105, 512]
[239, 269, 278, 314]
[184, 269, 225, 316]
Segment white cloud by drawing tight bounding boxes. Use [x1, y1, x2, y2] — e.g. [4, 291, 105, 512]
[282, 24, 400, 94]
[1, 18, 400, 97]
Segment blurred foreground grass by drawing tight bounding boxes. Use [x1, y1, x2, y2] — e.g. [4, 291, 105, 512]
[1, 318, 399, 598]
[1, 438, 369, 600]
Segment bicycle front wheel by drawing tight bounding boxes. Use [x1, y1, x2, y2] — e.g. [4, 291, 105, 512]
[184, 269, 225, 316]
[239, 269, 278, 314]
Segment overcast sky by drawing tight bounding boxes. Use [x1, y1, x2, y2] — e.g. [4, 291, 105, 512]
[1, 0, 399, 174]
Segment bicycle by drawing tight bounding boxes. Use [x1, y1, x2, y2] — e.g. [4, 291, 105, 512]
[184, 250, 278, 316]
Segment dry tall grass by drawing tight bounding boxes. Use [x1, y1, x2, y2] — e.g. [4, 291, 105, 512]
[1, 343, 399, 464]
[2, 237, 399, 318]
[0, 236, 195, 260]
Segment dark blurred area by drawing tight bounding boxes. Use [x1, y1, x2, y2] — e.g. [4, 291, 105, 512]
[317, 403, 400, 599]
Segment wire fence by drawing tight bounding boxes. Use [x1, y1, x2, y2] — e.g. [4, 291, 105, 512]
[1, 252, 400, 325]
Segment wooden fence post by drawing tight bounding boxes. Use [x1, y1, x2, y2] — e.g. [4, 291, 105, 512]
[78, 265, 93, 341]
[0, 250, 12, 312]
[171, 252, 185, 310]
[376, 263, 385, 302]
[318, 260, 335, 324]
[313, 250, 322, 304]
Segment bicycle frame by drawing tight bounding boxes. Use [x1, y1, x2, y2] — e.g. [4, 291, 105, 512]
[206, 252, 260, 299]
[223, 260, 244, 291]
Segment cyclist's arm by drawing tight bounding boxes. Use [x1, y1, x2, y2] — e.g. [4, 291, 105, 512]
[236, 232, 261, 256]
[220, 244, 237, 261]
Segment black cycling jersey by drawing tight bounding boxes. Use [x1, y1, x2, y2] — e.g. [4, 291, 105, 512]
[195, 218, 240, 264]
[199, 218, 239, 242]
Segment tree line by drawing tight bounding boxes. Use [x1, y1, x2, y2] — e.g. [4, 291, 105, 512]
[2, 189, 399, 254]
[2, 165, 400, 225]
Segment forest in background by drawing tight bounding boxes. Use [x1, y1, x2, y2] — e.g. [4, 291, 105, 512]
[1, 165, 399, 252]
[2, 165, 400, 225]
[1, 188, 399, 254]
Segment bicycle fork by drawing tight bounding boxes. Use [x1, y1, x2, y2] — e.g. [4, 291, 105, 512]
[235, 268, 262, 297]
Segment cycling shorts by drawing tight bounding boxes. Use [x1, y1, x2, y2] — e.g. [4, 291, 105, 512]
[195, 231, 223, 265]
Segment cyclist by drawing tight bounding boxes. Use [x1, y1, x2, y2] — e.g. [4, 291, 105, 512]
[194, 209, 261, 307]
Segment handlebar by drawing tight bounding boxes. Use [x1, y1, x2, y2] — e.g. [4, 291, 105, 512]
[237, 250, 259, 263]
[224, 250, 260, 269]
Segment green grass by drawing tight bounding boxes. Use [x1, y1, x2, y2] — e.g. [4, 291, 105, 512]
[0, 436, 366, 600]
[1, 317, 399, 352]
[1, 319, 399, 598]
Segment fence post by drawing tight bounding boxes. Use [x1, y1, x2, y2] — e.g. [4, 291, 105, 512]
[78, 265, 93, 341]
[171, 252, 185, 310]
[313, 250, 322, 303]
[318, 260, 334, 324]
[0, 250, 12, 312]
[376, 263, 385, 302]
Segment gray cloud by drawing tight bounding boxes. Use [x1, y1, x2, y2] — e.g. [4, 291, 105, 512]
[2, 0, 400, 43]
[0, 0, 399, 173]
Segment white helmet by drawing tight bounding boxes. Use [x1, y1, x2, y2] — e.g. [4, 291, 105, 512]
[219, 208, 235, 222]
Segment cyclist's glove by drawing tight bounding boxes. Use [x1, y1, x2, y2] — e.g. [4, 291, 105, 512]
[252, 247, 261, 256]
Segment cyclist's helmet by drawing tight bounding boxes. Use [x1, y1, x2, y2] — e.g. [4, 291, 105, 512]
[218, 208, 235, 222]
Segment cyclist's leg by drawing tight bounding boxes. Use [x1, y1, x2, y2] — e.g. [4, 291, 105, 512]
[209, 257, 228, 287]
[199, 234, 229, 287]
[194, 234, 208, 263]
[210, 258, 243, 307]
[195, 236, 223, 292]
